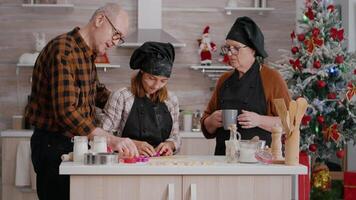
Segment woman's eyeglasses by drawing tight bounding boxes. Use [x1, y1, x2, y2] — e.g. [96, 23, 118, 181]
[221, 45, 247, 55]
[104, 15, 125, 45]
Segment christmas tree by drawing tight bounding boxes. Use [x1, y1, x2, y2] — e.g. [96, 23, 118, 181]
[274, 0, 356, 162]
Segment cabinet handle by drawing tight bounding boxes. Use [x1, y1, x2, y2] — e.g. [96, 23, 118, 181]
[168, 183, 175, 200]
[190, 184, 197, 200]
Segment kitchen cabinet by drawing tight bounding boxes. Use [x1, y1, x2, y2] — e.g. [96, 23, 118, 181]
[60, 156, 307, 200]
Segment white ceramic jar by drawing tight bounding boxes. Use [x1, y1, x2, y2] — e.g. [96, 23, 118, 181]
[73, 136, 88, 163]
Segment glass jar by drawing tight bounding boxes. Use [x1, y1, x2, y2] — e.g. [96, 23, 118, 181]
[92, 136, 107, 153]
[73, 136, 88, 163]
[192, 109, 202, 132]
[225, 124, 240, 163]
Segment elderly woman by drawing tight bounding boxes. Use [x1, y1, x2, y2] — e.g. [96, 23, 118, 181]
[101, 42, 180, 157]
[201, 17, 291, 155]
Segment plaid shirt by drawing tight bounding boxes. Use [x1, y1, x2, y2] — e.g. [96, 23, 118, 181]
[101, 87, 181, 151]
[25, 27, 110, 136]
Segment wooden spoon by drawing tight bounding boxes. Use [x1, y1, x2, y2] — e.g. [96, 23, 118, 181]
[288, 100, 297, 134]
[273, 98, 290, 134]
[294, 98, 309, 130]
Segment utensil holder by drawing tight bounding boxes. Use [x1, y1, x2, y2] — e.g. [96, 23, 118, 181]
[285, 129, 300, 165]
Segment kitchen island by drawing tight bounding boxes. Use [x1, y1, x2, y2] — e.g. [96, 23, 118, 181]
[60, 155, 307, 200]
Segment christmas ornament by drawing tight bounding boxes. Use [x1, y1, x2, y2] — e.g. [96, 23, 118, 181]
[346, 82, 355, 101]
[312, 163, 331, 191]
[302, 115, 312, 125]
[327, 5, 335, 12]
[317, 115, 325, 124]
[305, 7, 315, 20]
[335, 55, 344, 64]
[290, 58, 302, 70]
[336, 149, 345, 159]
[327, 92, 337, 99]
[291, 46, 299, 54]
[313, 60, 321, 69]
[312, 28, 320, 37]
[316, 80, 326, 88]
[297, 34, 305, 42]
[197, 26, 217, 66]
[305, 35, 323, 53]
[291, 31, 296, 40]
[309, 144, 317, 152]
[327, 66, 339, 77]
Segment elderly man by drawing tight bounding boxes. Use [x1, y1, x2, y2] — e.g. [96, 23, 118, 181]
[25, 3, 138, 200]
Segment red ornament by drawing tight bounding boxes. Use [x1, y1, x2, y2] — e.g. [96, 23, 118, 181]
[317, 115, 325, 124]
[305, 7, 314, 20]
[327, 5, 335, 12]
[330, 28, 344, 41]
[335, 55, 344, 64]
[312, 28, 320, 37]
[313, 60, 321, 69]
[327, 93, 337, 99]
[309, 144, 317, 152]
[297, 34, 305, 42]
[290, 58, 302, 70]
[302, 115, 312, 125]
[316, 80, 327, 88]
[354, 69, 356, 75]
[336, 149, 345, 159]
[291, 47, 299, 54]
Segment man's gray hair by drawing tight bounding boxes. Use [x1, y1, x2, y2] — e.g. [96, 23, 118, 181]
[90, 3, 123, 21]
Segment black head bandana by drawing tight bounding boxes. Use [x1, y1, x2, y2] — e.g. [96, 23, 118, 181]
[226, 16, 268, 58]
[130, 42, 175, 78]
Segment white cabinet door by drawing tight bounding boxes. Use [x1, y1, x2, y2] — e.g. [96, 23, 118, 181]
[70, 175, 182, 200]
[182, 175, 292, 200]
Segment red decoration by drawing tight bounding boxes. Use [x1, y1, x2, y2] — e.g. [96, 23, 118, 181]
[312, 28, 320, 37]
[330, 28, 344, 41]
[335, 55, 344, 64]
[305, 7, 314, 20]
[346, 82, 356, 101]
[302, 115, 312, 125]
[327, 93, 337, 99]
[305, 35, 323, 53]
[344, 171, 356, 200]
[290, 58, 302, 70]
[299, 152, 310, 200]
[317, 115, 325, 124]
[309, 144, 317, 152]
[313, 60, 321, 69]
[198, 26, 217, 65]
[291, 31, 296, 40]
[322, 124, 340, 142]
[354, 69, 356, 75]
[297, 34, 305, 42]
[291, 46, 299, 54]
[316, 80, 326, 88]
[327, 5, 335, 12]
[336, 149, 345, 159]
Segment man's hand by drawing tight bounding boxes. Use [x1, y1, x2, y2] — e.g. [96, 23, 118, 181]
[155, 141, 175, 156]
[133, 140, 156, 157]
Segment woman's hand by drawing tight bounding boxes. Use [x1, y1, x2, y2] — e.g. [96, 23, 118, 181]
[133, 140, 156, 157]
[204, 110, 222, 133]
[155, 141, 175, 156]
[238, 110, 261, 129]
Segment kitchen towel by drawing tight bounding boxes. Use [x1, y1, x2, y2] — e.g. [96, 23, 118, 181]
[15, 140, 36, 190]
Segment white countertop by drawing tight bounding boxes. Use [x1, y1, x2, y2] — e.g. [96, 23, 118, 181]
[0, 129, 205, 138]
[60, 156, 307, 175]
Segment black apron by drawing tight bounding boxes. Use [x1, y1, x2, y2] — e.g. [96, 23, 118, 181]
[215, 61, 271, 155]
[122, 96, 173, 147]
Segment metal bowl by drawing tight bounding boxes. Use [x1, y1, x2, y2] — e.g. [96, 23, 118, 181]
[84, 152, 118, 165]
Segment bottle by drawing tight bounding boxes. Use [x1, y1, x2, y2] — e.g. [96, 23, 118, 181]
[73, 136, 88, 163]
[92, 136, 107, 153]
[192, 109, 202, 132]
[225, 124, 240, 163]
[182, 110, 193, 132]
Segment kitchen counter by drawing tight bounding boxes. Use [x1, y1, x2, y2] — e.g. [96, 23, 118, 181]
[60, 156, 307, 200]
[0, 129, 205, 138]
[60, 155, 306, 175]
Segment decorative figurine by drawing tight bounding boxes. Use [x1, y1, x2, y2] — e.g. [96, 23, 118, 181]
[198, 26, 216, 66]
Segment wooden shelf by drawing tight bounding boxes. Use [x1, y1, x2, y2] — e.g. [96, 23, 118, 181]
[16, 63, 120, 74]
[224, 6, 275, 15]
[22, 3, 74, 8]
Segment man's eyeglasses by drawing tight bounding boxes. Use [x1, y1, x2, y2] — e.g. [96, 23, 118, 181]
[104, 15, 125, 45]
[221, 45, 247, 55]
